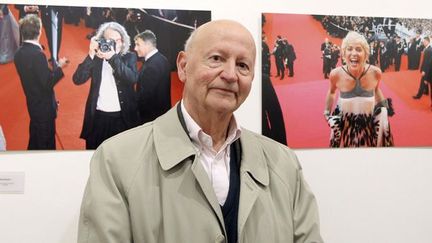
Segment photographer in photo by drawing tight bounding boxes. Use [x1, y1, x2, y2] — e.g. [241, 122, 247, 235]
[73, 21, 139, 149]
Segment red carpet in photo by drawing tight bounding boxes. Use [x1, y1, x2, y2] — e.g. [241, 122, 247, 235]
[0, 7, 183, 150]
[263, 13, 432, 148]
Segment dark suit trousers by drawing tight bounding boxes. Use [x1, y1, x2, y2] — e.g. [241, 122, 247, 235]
[28, 119, 56, 150]
[286, 61, 294, 76]
[85, 110, 127, 149]
[416, 76, 430, 96]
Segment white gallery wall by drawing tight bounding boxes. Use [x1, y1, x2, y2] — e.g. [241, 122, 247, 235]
[1, 0, 432, 242]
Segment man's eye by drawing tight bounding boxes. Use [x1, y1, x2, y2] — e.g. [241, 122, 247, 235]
[237, 62, 250, 75]
[238, 62, 248, 70]
[210, 55, 221, 62]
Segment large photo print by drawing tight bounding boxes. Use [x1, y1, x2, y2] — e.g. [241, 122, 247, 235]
[262, 13, 432, 148]
[0, 3, 210, 150]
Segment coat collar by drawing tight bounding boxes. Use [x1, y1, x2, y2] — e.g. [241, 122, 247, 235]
[153, 104, 197, 171]
[153, 104, 269, 187]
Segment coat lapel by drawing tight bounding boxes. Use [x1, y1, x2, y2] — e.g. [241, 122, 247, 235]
[153, 105, 226, 235]
[237, 130, 269, 240]
[191, 155, 226, 234]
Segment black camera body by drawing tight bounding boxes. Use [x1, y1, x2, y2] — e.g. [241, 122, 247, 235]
[97, 38, 116, 53]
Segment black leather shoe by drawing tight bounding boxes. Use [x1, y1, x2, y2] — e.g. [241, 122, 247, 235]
[413, 95, 421, 99]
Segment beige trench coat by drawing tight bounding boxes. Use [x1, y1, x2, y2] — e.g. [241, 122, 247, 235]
[78, 106, 323, 243]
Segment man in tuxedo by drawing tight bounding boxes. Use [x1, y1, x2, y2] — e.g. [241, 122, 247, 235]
[39, 6, 64, 63]
[283, 39, 296, 77]
[261, 35, 271, 76]
[414, 37, 432, 100]
[394, 36, 404, 71]
[321, 38, 332, 79]
[414, 32, 424, 70]
[330, 43, 340, 69]
[14, 14, 68, 149]
[134, 30, 171, 124]
[273, 35, 285, 79]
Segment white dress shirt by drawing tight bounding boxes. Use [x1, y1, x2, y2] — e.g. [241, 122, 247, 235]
[145, 49, 158, 61]
[181, 101, 241, 205]
[23, 40, 42, 50]
[96, 60, 121, 112]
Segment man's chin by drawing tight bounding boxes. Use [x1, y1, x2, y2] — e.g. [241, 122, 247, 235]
[207, 99, 238, 114]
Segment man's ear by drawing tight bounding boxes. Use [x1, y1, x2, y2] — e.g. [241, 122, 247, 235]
[176, 51, 187, 83]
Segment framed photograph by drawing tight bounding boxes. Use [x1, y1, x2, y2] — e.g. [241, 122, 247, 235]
[0, 3, 211, 150]
[262, 13, 432, 148]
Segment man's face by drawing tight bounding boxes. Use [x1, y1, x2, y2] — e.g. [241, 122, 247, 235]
[103, 28, 123, 54]
[134, 38, 151, 57]
[178, 21, 256, 116]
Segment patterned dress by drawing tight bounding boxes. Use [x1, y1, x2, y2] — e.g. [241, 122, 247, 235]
[328, 65, 394, 147]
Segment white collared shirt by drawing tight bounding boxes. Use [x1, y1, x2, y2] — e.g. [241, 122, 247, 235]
[96, 60, 121, 112]
[23, 40, 42, 50]
[145, 49, 158, 61]
[181, 100, 241, 205]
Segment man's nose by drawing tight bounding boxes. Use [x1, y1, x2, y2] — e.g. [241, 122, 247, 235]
[220, 61, 238, 82]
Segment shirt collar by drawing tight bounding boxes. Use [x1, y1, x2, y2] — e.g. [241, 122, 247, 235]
[145, 49, 158, 61]
[24, 40, 42, 50]
[180, 100, 241, 151]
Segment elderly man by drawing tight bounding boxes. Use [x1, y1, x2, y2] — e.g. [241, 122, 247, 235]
[78, 20, 322, 243]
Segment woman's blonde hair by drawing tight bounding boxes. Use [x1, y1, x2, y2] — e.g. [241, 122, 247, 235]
[341, 31, 370, 63]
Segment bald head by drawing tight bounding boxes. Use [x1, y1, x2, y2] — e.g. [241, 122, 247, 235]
[184, 20, 256, 58]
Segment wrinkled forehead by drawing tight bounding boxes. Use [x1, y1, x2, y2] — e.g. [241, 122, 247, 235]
[192, 22, 256, 58]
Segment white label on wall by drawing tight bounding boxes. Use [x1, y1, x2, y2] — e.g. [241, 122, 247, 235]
[0, 172, 25, 194]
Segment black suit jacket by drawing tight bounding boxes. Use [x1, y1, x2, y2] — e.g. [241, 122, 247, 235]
[14, 42, 64, 121]
[136, 51, 171, 124]
[72, 52, 139, 139]
[285, 43, 296, 62]
[422, 46, 432, 82]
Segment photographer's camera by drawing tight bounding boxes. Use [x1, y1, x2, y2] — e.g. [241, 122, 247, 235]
[97, 38, 116, 53]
